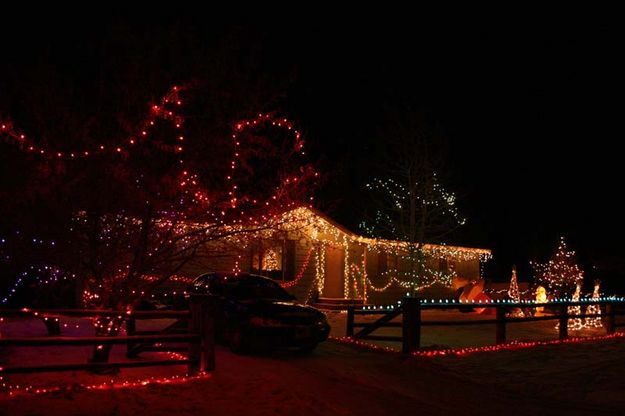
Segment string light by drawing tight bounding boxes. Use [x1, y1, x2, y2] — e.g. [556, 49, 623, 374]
[2, 80, 486, 311]
[0, 86, 184, 159]
[357, 296, 625, 307]
[1, 369, 209, 397]
[358, 174, 468, 292]
[226, 113, 317, 215]
[280, 247, 314, 289]
[273, 207, 490, 298]
[1, 266, 69, 305]
[1, 87, 322, 318]
[331, 331, 625, 357]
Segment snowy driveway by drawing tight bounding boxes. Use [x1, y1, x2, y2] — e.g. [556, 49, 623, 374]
[3, 338, 624, 415]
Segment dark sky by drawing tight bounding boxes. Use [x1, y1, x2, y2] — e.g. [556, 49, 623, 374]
[1, 14, 622, 287]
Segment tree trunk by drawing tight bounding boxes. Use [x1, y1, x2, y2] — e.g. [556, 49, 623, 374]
[89, 316, 123, 373]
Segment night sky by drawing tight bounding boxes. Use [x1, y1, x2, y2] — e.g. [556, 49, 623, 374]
[1, 15, 622, 288]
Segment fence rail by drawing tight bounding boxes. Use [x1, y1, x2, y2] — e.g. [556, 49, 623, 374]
[0, 294, 214, 375]
[0, 308, 190, 318]
[347, 298, 625, 353]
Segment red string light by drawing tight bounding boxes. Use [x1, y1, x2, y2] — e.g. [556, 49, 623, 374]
[1, 86, 319, 321]
[1, 370, 210, 397]
[0, 346, 207, 398]
[330, 331, 625, 357]
[280, 246, 314, 288]
[0, 86, 184, 159]
[228, 113, 316, 213]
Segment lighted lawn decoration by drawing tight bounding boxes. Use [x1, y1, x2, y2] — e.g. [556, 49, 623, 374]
[569, 283, 583, 330]
[535, 285, 547, 314]
[584, 279, 603, 328]
[506, 265, 524, 317]
[554, 282, 583, 331]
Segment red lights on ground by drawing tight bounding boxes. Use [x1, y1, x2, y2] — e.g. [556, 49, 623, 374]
[331, 331, 625, 357]
[2, 372, 210, 397]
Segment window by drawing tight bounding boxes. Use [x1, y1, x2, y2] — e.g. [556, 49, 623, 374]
[251, 239, 296, 281]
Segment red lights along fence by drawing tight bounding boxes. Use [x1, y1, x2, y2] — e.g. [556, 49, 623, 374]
[0, 294, 215, 376]
[346, 298, 625, 354]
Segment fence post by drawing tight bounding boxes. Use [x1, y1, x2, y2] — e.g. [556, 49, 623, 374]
[496, 306, 506, 345]
[402, 297, 420, 354]
[202, 295, 216, 372]
[414, 298, 421, 349]
[43, 317, 61, 336]
[126, 316, 136, 357]
[189, 294, 215, 374]
[559, 304, 569, 340]
[346, 307, 355, 337]
[606, 302, 616, 335]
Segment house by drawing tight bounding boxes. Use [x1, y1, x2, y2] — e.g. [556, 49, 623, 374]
[183, 207, 491, 306]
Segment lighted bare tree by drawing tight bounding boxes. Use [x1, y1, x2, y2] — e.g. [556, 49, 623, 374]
[360, 110, 465, 293]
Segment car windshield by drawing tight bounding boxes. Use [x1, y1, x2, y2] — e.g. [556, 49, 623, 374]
[223, 277, 292, 301]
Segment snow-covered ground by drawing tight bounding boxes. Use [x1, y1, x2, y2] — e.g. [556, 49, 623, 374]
[2, 312, 624, 415]
[326, 309, 608, 348]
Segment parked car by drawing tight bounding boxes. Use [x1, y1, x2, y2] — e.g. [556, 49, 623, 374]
[187, 272, 330, 353]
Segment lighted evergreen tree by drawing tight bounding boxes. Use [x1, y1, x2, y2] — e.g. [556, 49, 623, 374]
[507, 265, 524, 317]
[507, 265, 520, 302]
[532, 237, 584, 298]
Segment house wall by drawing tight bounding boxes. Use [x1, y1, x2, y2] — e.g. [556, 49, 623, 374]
[364, 248, 408, 305]
[366, 280, 409, 306]
[160, 209, 488, 306]
[358, 248, 483, 305]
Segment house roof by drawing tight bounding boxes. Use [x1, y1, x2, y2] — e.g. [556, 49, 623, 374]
[292, 206, 492, 260]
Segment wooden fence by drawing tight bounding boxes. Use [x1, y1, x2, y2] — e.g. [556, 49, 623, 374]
[0, 294, 215, 375]
[347, 297, 625, 353]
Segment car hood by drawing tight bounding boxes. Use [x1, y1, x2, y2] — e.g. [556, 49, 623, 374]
[239, 299, 326, 322]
